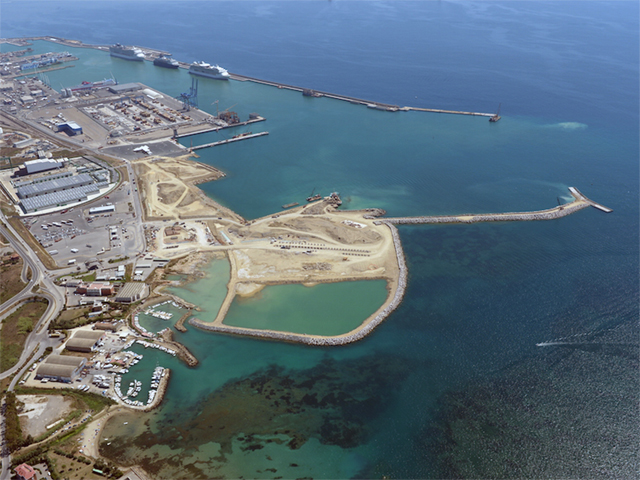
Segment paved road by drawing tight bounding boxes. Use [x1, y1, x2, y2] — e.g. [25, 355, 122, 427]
[0, 218, 66, 480]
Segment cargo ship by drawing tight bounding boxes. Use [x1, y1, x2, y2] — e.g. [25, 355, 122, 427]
[153, 54, 179, 69]
[109, 44, 145, 61]
[188, 61, 230, 80]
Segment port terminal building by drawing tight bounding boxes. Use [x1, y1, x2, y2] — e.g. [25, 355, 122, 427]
[35, 354, 86, 383]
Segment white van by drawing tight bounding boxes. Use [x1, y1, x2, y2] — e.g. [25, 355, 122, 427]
[68, 259, 76, 265]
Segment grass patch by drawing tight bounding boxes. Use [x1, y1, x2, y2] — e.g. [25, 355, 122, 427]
[0, 298, 48, 372]
[80, 272, 96, 282]
[0, 257, 26, 303]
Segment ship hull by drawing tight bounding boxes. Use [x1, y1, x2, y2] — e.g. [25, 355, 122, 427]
[110, 52, 144, 61]
[189, 69, 229, 80]
[154, 60, 179, 69]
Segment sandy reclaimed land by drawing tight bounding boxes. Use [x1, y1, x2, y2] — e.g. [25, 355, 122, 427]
[135, 154, 407, 344]
[133, 154, 244, 222]
[187, 200, 405, 343]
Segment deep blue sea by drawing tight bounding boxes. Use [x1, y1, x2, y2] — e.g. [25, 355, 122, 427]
[2, 2, 638, 478]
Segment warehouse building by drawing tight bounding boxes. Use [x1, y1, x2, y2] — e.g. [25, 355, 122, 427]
[17, 173, 94, 199]
[55, 121, 83, 136]
[20, 181, 108, 213]
[35, 354, 86, 383]
[15, 158, 66, 176]
[108, 82, 142, 94]
[65, 330, 104, 353]
[114, 282, 149, 303]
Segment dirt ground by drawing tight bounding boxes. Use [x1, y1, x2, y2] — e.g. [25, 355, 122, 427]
[133, 155, 243, 222]
[18, 394, 74, 437]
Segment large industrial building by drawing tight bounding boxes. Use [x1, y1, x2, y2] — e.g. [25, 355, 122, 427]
[65, 330, 105, 353]
[114, 282, 149, 303]
[55, 121, 83, 136]
[15, 158, 66, 176]
[35, 354, 86, 383]
[17, 173, 94, 198]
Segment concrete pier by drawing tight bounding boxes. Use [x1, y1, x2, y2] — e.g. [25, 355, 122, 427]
[191, 131, 269, 150]
[175, 116, 266, 139]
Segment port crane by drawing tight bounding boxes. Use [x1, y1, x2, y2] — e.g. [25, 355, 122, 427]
[177, 77, 198, 111]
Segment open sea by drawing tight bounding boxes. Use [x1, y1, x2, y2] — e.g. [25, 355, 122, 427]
[2, 1, 638, 478]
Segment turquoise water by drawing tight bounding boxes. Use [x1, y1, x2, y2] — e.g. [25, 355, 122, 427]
[166, 257, 230, 323]
[137, 302, 186, 334]
[2, 2, 638, 477]
[222, 280, 388, 336]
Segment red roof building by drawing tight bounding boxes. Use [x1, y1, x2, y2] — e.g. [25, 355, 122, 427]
[15, 463, 36, 480]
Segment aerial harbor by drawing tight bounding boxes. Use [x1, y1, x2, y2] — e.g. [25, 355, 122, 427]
[0, 2, 637, 480]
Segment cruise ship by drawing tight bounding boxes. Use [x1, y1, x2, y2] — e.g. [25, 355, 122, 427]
[188, 61, 229, 80]
[109, 43, 145, 61]
[153, 54, 179, 69]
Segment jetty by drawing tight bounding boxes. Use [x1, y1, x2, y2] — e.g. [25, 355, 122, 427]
[191, 131, 269, 150]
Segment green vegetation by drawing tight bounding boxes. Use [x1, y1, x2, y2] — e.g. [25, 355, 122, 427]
[80, 272, 96, 282]
[49, 307, 91, 330]
[0, 299, 48, 372]
[4, 391, 26, 452]
[107, 256, 129, 264]
[15, 387, 116, 412]
[0, 257, 25, 303]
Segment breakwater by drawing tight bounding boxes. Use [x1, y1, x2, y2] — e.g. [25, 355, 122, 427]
[188, 223, 408, 346]
[383, 187, 611, 225]
[228, 72, 495, 117]
[5, 36, 496, 120]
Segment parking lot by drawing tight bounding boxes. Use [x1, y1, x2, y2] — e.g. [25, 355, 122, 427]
[23, 177, 142, 267]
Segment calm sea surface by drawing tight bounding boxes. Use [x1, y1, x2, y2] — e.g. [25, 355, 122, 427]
[2, 1, 638, 478]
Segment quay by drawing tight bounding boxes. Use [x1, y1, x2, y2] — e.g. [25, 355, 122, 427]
[191, 131, 269, 150]
[175, 116, 266, 139]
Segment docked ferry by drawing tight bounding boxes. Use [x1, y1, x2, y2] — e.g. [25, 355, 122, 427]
[109, 43, 145, 61]
[188, 61, 229, 80]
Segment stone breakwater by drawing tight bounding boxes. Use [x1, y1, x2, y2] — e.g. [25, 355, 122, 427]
[189, 222, 408, 346]
[385, 202, 590, 225]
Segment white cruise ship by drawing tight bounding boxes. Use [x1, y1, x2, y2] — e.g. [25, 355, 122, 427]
[188, 61, 229, 80]
[109, 44, 145, 61]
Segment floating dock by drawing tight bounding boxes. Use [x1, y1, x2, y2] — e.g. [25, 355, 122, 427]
[191, 131, 269, 150]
